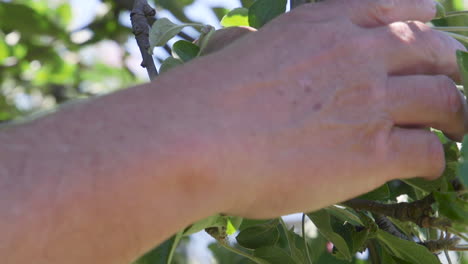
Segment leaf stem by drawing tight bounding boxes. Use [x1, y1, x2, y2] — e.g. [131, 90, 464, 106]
[443, 11, 468, 18]
[302, 214, 313, 264]
[217, 240, 268, 264]
[433, 26, 468, 32]
[279, 217, 295, 258]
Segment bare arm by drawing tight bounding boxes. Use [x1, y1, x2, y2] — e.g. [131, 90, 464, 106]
[0, 58, 231, 263]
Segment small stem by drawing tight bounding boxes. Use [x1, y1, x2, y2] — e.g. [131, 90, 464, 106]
[343, 194, 437, 228]
[217, 240, 268, 264]
[444, 11, 468, 18]
[444, 32, 468, 44]
[433, 26, 468, 32]
[444, 249, 452, 264]
[302, 214, 313, 264]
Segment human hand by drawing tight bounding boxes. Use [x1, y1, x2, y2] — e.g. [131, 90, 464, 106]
[167, 0, 468, 219]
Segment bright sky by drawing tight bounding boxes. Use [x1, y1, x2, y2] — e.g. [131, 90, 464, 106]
[69, 0, 243, 80]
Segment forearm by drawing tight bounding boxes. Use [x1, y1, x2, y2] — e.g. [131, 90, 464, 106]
[0, 57, 229, 263]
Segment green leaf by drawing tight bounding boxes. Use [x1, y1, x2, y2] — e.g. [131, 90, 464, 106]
[376, 229, 439, 264]
[248, 0, 287, 29]
[159, 57, 184, 74]
[358, 183, 390, 201]
[307, 210, 352, 261]
[183, 214, 228, 236]
[253, 246, 296, 264]
[212, 7, 230, 21]
[460, 135, 468, 187]
[277, 221, 308, 263]
[435, 2, 446, 19]
[0, 2, 67, 39]
[133, 231, 183, 264]
[208, 243, 255, 264]
[148, 18, 204, 53]
[0, 37, 8, 63]
[172, 40, 200, 62]
[236, 219, 280, 249]
[241, 0, 256, 8]
[221, 8, 250, 27]
[456, 50, 468, 96]
[433, 191, 468, 223]
[227, 216, 243, 235]
[325, 206, 363, 226]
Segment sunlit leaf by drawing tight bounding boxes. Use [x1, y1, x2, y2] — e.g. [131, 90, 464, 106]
[148, 18, 204, 53]
[221, 8, 250, 27]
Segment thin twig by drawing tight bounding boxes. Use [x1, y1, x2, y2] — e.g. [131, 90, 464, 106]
[279, 218, 296, 259]
[434, 26, 468, 32]
[343, 195, 450, 228]
[130, 0, 158, 80]
[444, 11, 468, 18]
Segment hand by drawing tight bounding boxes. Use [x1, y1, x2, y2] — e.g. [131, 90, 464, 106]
[163, 0, 468, 219]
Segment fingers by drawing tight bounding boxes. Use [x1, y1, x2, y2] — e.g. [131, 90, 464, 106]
[386, 75, 468, 141]
[344, 0, 437, 27]
[375, 21, 466, 81]
[385, 127, 444, 180]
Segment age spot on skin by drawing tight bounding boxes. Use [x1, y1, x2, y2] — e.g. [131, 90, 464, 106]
[304, 85, 312, 94]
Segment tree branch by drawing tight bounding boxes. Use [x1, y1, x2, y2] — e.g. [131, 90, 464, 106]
[343, 194, 450, 228]
[131, 0, 158, 80]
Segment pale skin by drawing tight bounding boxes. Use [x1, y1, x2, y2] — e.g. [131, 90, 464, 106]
[1, 0, 468, 263]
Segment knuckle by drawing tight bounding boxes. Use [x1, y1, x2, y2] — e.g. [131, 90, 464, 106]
[425, 133, 445, 174]
[367, 0, 397, 24]
[434, 75, 461, 114]
[386, 22, 417, 45]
